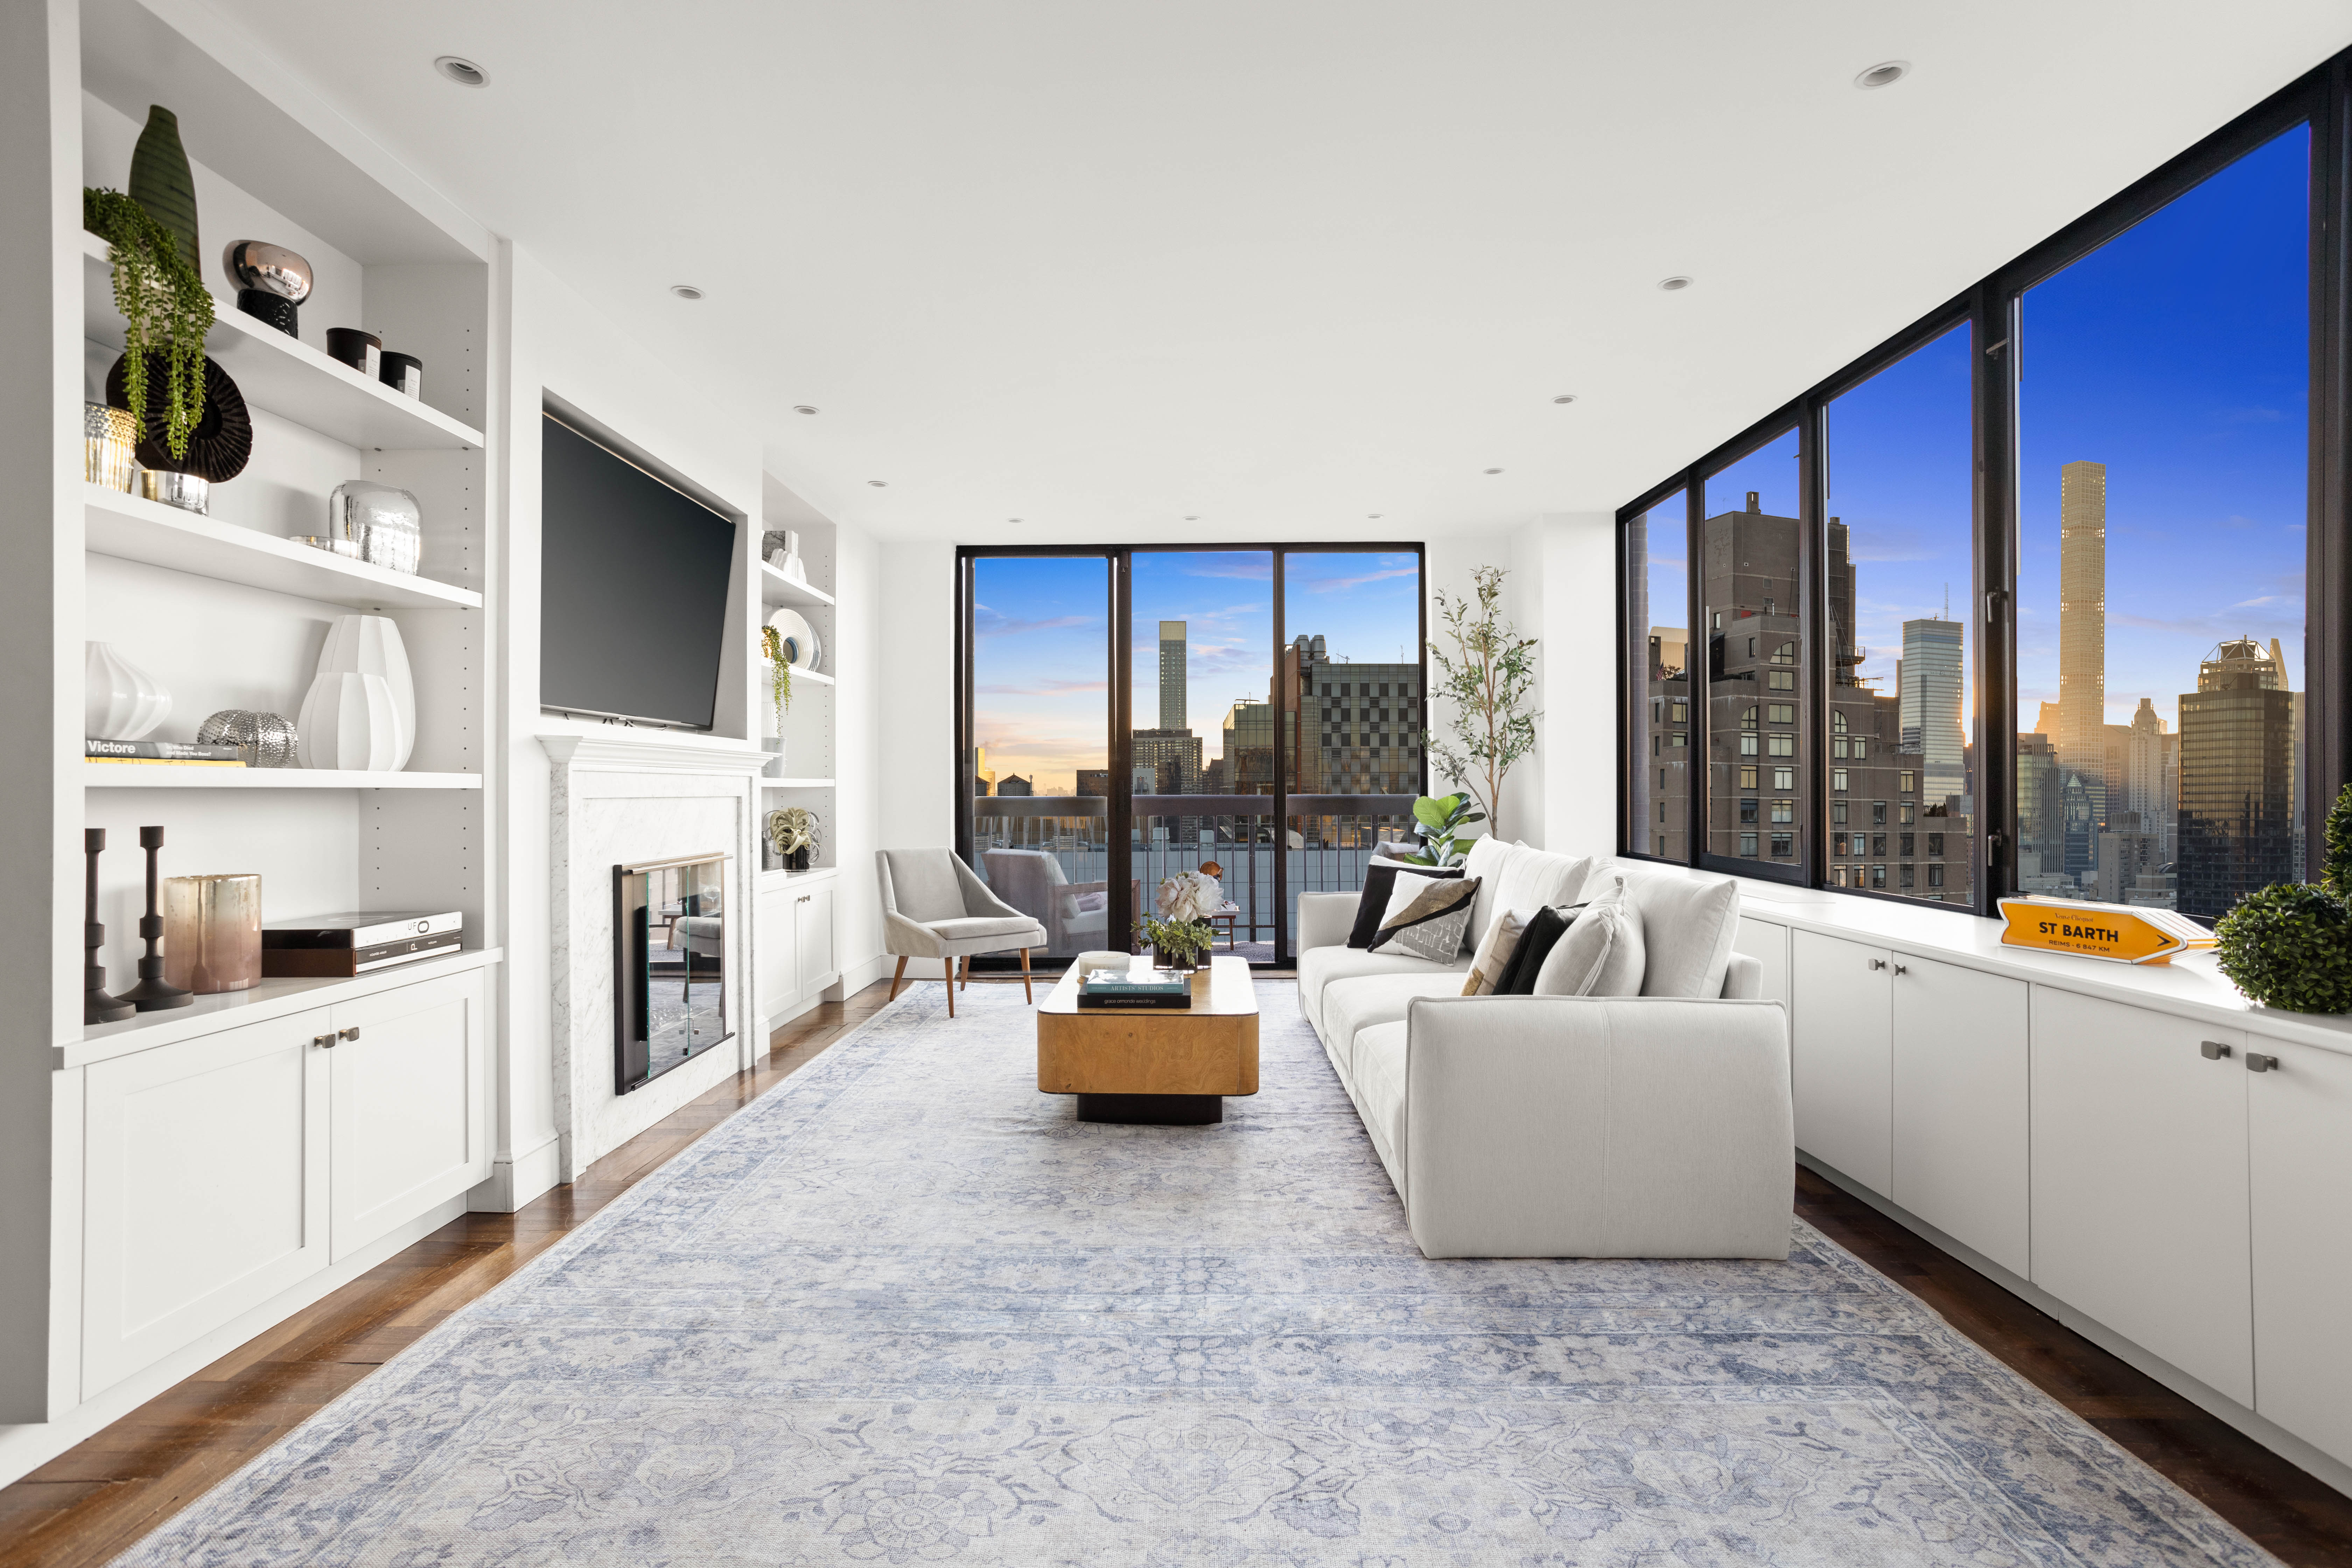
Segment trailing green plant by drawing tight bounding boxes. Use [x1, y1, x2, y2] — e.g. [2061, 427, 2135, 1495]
[83, 187, 213, 463]
[2323, 780, 2352, 900]
[1427, 565, 1538, 839]
[1395, 791, 1485, 867]
[2214, 879, 2352, 1014]
[761, 625, 793, 731]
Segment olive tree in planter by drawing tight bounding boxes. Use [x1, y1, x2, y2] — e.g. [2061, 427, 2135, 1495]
[1426, 566, 1538, 840]
[2213, 782, 2352, 1013]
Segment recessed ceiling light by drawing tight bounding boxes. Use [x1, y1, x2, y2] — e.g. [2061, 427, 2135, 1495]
[434, 56, 488, 86]
[1552, 394, 1578, 405]
[1007, 517, 1022, 523]
[1367, 513, 1383, 520]
[1657, 275, 1693, 292]
[1483, 468, 1503, 476]
[867, 479, 888, 488]
[1854, 60, 1910, 89]
[792, 404, 818, 415]
[1183, 515, 1199, 521]
[669, 284, 704, 300]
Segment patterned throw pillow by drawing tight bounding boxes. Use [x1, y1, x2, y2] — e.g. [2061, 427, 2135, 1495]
[1346, 863, 1462, 948]
[1460, 906, 1538, 995]
[1369, 874, 1481, 963]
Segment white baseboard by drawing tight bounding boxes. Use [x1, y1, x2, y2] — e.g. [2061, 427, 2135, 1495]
[0, 1195, 469, 1490]
[470, 1132, 562, 1213]
[1797, 1151, 2352, 1501]
[833, 952, 895, 996]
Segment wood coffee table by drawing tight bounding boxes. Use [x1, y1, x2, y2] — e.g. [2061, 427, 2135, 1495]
[1037, 954, 1259, 1124]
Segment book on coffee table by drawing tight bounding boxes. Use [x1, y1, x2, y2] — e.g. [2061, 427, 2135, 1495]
[1076, 971, 1193, 1010]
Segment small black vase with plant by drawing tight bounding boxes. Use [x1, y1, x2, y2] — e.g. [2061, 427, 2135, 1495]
[2213, 782, 2352, 1013]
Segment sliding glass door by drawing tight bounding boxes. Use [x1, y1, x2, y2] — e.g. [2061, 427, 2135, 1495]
[959, 544, 1426, 968]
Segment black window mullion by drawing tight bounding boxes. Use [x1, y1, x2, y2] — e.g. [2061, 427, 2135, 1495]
[1973, 285, 2017, 915]
[2307, 57, 2352, 877]
[1801, 393, 1827, 889]
[1685, 482, 1704, 864]
[1108, 551, 1134, 953]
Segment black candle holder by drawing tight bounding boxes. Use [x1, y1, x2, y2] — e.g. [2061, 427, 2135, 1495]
[117, 825, 192, 1011]
[84, 828, 135, 1024]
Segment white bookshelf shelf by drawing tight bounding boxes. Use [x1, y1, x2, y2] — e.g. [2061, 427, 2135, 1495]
[761, 777, 835, 789]
[85, 486, 483, 610]
[81, 233, 485, 452]
[84, 764, 483, 789]
[760, 561, 835, 609]
[790, 668, 835, 686]
[759, 866, 839, 890]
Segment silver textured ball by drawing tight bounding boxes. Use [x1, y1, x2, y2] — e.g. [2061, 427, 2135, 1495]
[197, 708, 299, 768]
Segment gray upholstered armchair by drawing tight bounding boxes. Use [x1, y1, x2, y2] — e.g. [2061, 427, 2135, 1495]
[876, 848, 1049, 1015]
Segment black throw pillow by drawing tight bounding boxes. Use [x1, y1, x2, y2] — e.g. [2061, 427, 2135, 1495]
[1346, 864, 1463, 949]
[1494, 900, 1589, 993]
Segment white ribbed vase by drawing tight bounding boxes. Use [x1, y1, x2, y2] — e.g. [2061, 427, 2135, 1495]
[314, 614, 414, 769]
[296, 671, 400, 771]
[84, 641, 171, 741]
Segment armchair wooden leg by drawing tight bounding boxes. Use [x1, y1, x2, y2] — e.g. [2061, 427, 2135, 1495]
[945, 959, 955, 1019]
[1020, 947, 1033, 1004]
[960, 954, 970, 990]
[888, 956, 907, 1003]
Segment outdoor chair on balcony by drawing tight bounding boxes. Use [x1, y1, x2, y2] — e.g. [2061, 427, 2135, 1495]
[983, 848, 1132, 953]
[877, 848, 1048, 1016]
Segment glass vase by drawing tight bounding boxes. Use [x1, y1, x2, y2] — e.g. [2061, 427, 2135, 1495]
[161, 873, 262, 994]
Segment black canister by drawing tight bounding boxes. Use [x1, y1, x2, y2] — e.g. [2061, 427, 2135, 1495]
[235, 289, 299, 337]
[379, 351, 423, 399]
[326, 327, 380, 378]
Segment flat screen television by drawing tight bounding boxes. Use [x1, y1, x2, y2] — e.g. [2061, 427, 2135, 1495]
[540, 413, 737, 729]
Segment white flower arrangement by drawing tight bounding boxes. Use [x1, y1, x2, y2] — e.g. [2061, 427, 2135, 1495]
[1155, 870, 1223, 922]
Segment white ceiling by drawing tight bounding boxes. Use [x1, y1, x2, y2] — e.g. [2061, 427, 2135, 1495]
[200, 0, 2351, 543]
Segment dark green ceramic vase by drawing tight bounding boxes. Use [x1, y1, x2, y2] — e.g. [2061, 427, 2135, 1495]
[127, 105, 199, 272]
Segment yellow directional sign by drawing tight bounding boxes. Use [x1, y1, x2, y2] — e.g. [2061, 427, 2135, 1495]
[1997, 896, 2217, 966]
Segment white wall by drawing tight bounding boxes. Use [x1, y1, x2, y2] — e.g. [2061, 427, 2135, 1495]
[828, 523, 887, 990]
[1533, 511, 1618, 856]
[873, 540, 959, 978]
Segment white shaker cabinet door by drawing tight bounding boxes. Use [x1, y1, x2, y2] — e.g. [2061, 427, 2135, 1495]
[2248, 1036, 2352, 1467]
[1731, 917, 1791, 1011]
[797, 884, 837, 990]
[1890, 957, 2029, 1276]
[2029, 986, 2252, 1406]
[1790, 930, 1893, 1194]
[758, 886, 800, 1015]
[327, 970, 490, 1262]
[82, 1007, 332, 1399]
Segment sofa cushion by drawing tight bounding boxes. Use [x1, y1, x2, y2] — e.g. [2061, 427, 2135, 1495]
[1298, 944, 1468, 1035]
[1460, 835, 1518, 951]
[1323, 972, 1476, 1080]
[1487, 849, 1594, 939]
[1461, 906, 1539, 995]
[1369, 874, 1479, 963]
[1346, 864, 1462, 948]
[926, 915, 1045, 944]
[1351, 1020, 1411, 1200]
[1618, 867, 1741, 999]
[1531, 894, 1644, 997]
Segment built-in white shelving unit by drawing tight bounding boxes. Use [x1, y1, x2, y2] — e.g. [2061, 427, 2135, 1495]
[83, 764, 482, 789]
[85, 486, 483, 611]
[760, 561, 834, 609]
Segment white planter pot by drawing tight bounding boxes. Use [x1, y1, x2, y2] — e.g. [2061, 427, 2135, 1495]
[314, 614, 414, 769]
[296, 671, 401, 771]
[85, 642, 171, 741]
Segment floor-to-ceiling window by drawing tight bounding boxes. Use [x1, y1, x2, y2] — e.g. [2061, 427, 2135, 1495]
[961, 553, 1114, 964]
[1282, 550, 1427, 953]
[2014, 125, 2310, 918]
[960, 544, 1425, 966]
[1823, 322, 1976, 903]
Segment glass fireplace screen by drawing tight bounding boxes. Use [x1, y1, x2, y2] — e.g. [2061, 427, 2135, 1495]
[615, 851, 729, 1094]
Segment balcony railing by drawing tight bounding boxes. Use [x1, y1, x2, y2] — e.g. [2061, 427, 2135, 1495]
[968, 793, 1418, 955]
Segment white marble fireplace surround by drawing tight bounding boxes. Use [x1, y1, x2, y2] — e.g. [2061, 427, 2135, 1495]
[540, 733, 770, 1181]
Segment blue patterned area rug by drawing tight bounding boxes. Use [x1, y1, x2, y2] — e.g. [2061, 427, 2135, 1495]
[120, 979, 2274, 1567]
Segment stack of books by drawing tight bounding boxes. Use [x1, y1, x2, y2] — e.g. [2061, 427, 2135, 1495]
[86, 737, 246, 768]
[1076, 969, 1193, 1010]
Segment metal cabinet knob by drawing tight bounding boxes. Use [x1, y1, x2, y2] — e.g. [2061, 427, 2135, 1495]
[313, 1033, 336, 1049]
[1892, 964, 1908, 976]
[2200, 1040, 2233, 1060]
[2246, 1052, 2280, 1073]
[1869, 958, 1887, 971]
[338, 1026, 360, 1042]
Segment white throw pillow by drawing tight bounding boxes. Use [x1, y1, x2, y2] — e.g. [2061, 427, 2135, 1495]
[1460, 835, 1519, 951]
[1530, 874, 1647, 997]
[1624, 869, 1741, 999]
[1460, 906, 1538, 995]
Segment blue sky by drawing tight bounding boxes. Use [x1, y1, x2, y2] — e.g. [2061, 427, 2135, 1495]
[1636, 123, 2308, 742]
[971, 548, 1421, 793]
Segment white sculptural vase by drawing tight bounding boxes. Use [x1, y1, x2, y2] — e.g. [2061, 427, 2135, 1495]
[85, 642, 171, 741]
[314, 614, 414, 769]
[296, 671, 401, 771]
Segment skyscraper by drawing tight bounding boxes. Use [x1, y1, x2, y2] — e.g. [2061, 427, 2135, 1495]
[1158, 620, 1187, 731]
[2178, 637, 2295, 919]
[1899, 616, 1965, 807]
[2057, 461, 2108, 834]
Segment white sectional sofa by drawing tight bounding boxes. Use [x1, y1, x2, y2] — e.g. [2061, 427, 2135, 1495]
[1298, 838, 1793, 1260]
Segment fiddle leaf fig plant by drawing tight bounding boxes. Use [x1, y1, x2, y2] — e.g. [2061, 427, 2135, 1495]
[1396, 791, 1485, 867]
[83, 186, 213, 463]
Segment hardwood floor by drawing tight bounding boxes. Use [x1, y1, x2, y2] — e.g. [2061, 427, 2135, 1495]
[1, 980, 2345, 1565]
